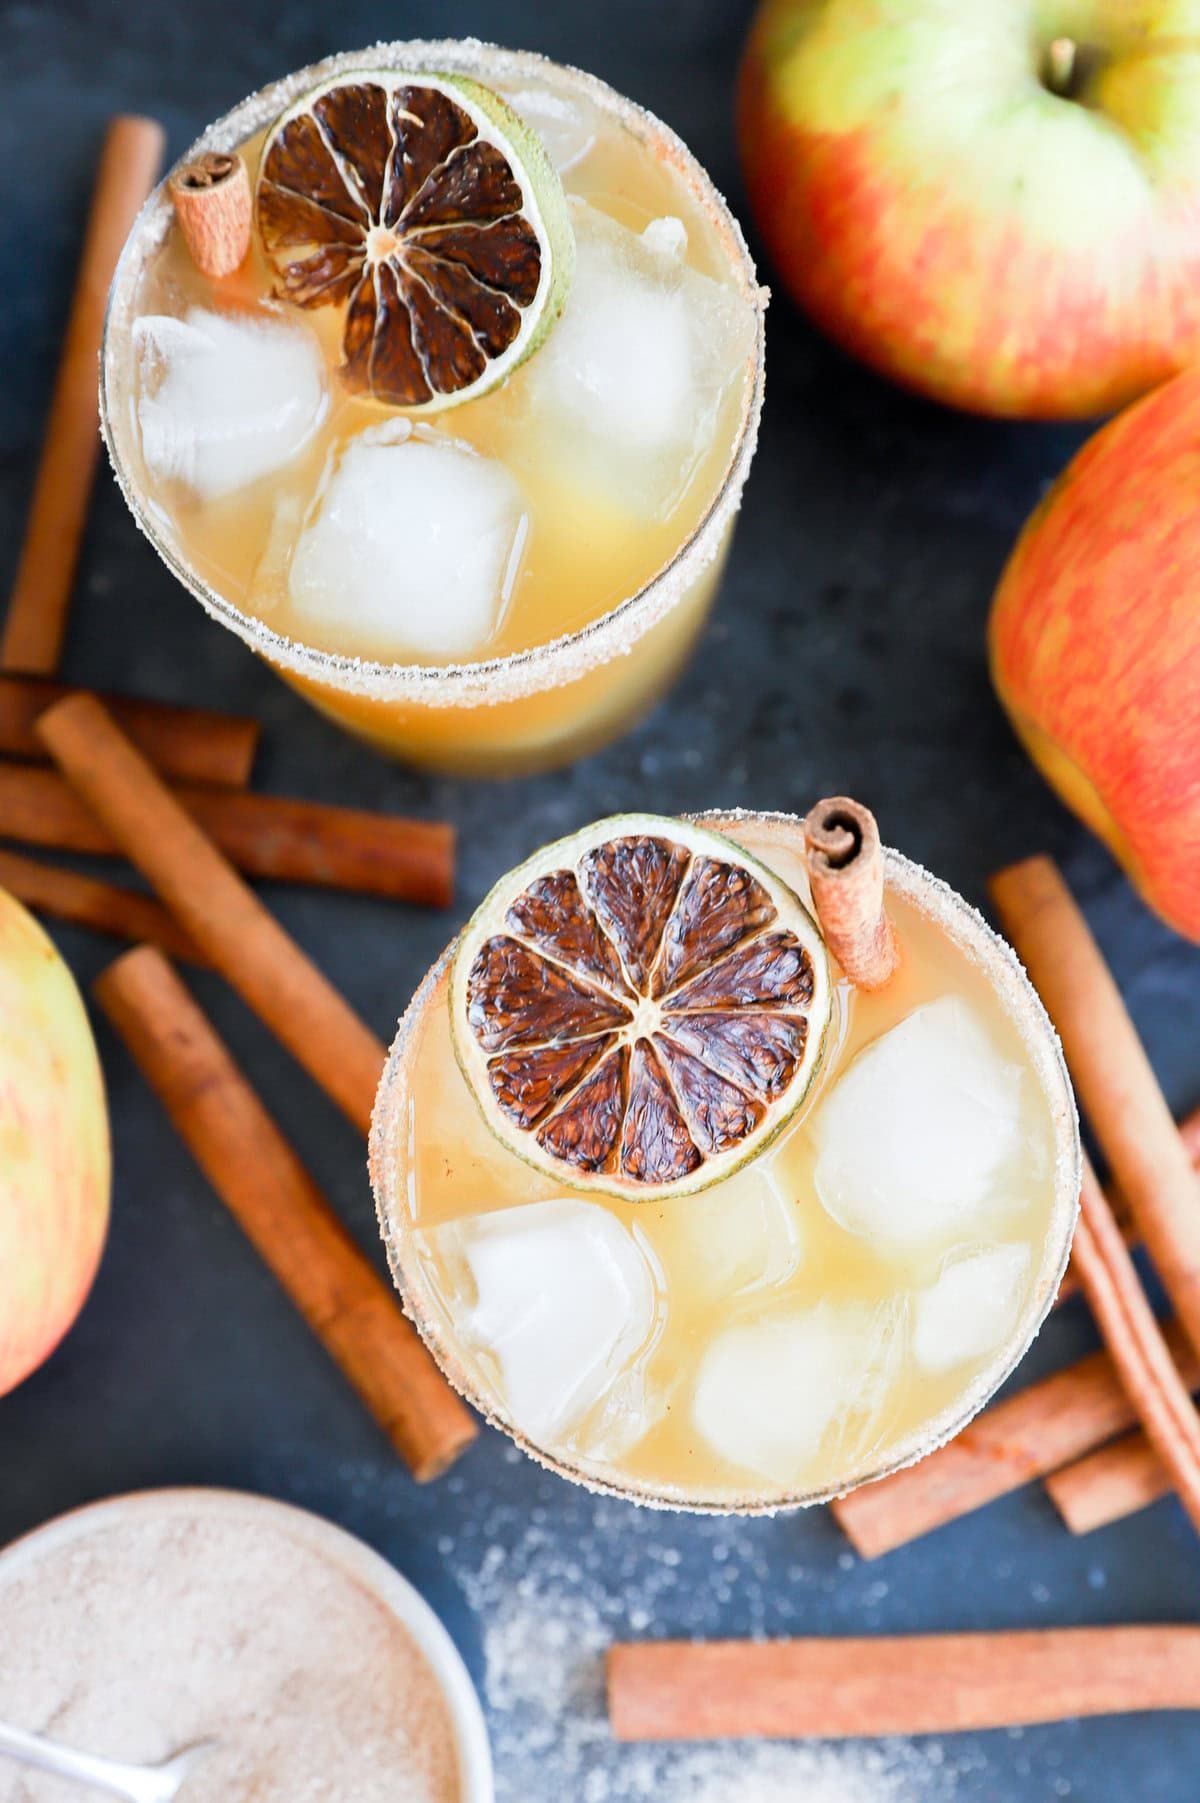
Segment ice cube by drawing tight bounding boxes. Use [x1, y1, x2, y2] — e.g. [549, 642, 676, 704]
[250, 493, 304, 612]
[134, 306, 326, 501]
[913, 1243, 1032, 1374]
[288, 424, 528, 660]
[503, 84, 603, 174]
[579, 1360, 666, 1465]
[692, 1301, 903, 1488]
[514, 200, 756, 520]
[641, 216, 690, 261]
[644, 1156, 803, 1306]
[447, 1198, 657, 1445]
[812, 996, 1034, 1253]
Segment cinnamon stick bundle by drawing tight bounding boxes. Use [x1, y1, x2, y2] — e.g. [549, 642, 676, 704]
[0, 847, 202, 963]
[991, 856, 1200, 1360]
[1054, 1108, 1200, 1305]
[38, 695, 387, 1136]
[832, 1103, 1200, 1557]
[0, 762, 454, 906]
[608, 1626, 1200, 1742]
[0, 675, 258, 788]
[992, 856, 1200, 1538]
[1068, 1159, 1200, 1536]
[1050, 1121, 1200, 1533]
[2, 117, 165, 675]
[95, 946, 476, 1480]
[832, 1318, 1200, 1558]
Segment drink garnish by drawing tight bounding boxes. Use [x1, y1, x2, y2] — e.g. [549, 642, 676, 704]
[169, 153, 252, 278]
[450, 814, 831, 1198]
[803, 796, 899, 990]
[255, 72, 574, 408]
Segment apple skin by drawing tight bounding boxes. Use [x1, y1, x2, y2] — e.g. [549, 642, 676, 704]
[989, 365, 1200, 939]
[0, 891, 110, 1396]
[738, 0, 1200, 418]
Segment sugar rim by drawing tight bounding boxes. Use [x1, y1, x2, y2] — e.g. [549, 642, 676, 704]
[100, 39, 767, 708]
[369, 810, 1081, 1515]
[0, 1486, 494, 1800]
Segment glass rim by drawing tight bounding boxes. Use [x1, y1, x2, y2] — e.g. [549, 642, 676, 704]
[99, 38, 767, 708]
[369, 810, 1082, 1516]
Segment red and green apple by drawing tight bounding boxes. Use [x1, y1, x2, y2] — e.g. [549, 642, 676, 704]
[739, 0, 1200, 417]
[0, 891, 110, 1396]
[990, 364, 1200, 938]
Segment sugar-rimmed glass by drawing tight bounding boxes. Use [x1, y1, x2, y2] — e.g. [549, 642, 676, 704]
[370, 810, 1081, 1513]
[100, 40, 766, 776]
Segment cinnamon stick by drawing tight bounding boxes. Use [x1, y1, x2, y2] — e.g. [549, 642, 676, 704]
[0, 675, 258, 787]
[1054, 1105, 1200, 1304]
[2, 116, 165, 675]
[38, 695, 387, 1137]
[991, 856, 1200, 1361]
[0, 762, 454, 906]
[0, 847, 202, 963]
[95, 946, 476, 1480]
[1054, 1190, 1134, 1306]
[803, 796, 898, 989]
[1050, 1119, 1200, 1534]
[607, 1626, 1200, 1741]
[831, 1317, 1200, 1558]
[169, 152, 251, 278]
[1063, 1157, 1200, 1536]
[1045, 1428, 1174, 1536]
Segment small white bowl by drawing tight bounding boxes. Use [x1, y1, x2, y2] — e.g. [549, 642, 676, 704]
[0, 1487, 493, 1803]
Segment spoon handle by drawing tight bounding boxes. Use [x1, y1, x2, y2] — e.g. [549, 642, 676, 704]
[0, 1720, 167, 1801]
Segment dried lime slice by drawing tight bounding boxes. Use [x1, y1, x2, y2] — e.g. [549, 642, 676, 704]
[450, 814, 832, 1200]
[255, 71, 574, 410]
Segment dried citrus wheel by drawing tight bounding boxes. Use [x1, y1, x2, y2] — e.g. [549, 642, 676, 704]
[255, 71, 573, 410]
[450, 815, 832, 1200]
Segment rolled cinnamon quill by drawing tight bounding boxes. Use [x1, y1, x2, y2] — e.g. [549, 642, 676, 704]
[1046, 1426, 1176, 1536]
[169, 152, 252, 277]
[0, 674, 258, 788]
[95, 946, 476, 1480]
[608, 1626, 1200, 1741]
[0, 847, 202, 964]
[1046, 1102, 1199, 1305]
[803, 796, 898, 989]
[2, 115, 165, 675]
[37, 694, 386, 1137]
[0, 762, 454, 907]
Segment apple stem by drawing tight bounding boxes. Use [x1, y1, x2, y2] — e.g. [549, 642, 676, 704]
[1044, 36, 1078, 97]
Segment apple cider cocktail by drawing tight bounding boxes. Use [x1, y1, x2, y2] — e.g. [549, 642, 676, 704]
[101, 42, 764, 774]
[371, 806, 1080, 1510]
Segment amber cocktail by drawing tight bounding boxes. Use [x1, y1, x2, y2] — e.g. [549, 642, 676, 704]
[371, 808, 1079, 1511]
[101, 41, 764, 775]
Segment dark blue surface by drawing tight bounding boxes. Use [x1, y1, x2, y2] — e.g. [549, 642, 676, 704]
[2, 3, 1199, 1798]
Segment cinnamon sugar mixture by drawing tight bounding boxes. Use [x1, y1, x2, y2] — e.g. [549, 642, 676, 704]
[0, 1505, 462, 1803]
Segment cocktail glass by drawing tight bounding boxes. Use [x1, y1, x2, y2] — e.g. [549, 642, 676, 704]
[100, 41, 765, 776]
[370, 809, 1080, 1512]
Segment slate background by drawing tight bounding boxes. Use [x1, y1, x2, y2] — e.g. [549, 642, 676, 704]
[1, 3, 1198, 1797]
